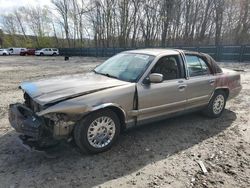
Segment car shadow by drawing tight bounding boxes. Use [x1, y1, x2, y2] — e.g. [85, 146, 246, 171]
[0, 109, 236, 188]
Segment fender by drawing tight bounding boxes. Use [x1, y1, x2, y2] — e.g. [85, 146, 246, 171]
[37, 102, 127, 123]
[90, 103, 126, 120]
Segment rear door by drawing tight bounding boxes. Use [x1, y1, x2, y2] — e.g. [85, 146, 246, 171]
[184, 54, 215, 109]
[43, 48, 49, 55]
[137, 55, 187, 122]
[48, 48, 53, 55]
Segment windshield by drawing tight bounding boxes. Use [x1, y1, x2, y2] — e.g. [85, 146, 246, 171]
[94, 53, 155, 82]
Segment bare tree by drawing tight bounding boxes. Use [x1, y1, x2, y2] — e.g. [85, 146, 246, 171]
[160, 0, 174, 47]
[235, 0, 250, 44]
[0, 0, 250, 48]
[213, 0, 225, 45]
[52, 0, 71, 47]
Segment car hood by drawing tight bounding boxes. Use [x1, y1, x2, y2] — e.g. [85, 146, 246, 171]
[20, 73, 129, 106]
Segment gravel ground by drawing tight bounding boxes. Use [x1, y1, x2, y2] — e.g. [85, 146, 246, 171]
[0, 56, 249, 188]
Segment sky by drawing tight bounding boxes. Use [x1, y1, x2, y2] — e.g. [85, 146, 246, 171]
[0, 0, 52, 14]
[0, 0, 54, 30]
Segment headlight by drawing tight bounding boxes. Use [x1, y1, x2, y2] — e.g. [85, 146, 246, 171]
[44, 113, 70, 122]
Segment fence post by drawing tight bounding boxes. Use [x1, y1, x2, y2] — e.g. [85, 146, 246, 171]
[216, 45, 222, 61]
[240, 45, 245, 62]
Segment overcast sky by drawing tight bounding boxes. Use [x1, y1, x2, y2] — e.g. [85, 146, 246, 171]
[0, 0, 52, 14]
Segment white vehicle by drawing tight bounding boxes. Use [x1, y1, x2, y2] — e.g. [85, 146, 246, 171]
[8, 48, 26, 55]
[35, 48, 59, 56]
[0, 49, 9, 56]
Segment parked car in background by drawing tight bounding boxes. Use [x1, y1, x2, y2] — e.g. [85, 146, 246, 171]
[9, 49, 242, 154]
[20, 49, 36, 56]
[8, 48, 26, 55]
[35, 48, 59, 56]
[0, 49, 10, 56]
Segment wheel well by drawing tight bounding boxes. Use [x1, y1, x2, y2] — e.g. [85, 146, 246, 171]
[215, 88, 229, 99]
[106, 106, 126, 131]
[77, 106, 126, 132]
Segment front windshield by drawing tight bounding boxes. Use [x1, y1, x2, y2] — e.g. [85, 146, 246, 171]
[94, 53, 155, 82]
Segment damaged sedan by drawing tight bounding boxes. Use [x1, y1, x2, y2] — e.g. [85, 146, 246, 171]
[9, 49, 242, 154]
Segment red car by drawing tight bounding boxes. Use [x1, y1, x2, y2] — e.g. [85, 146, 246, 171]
[20, 49, 36, 56]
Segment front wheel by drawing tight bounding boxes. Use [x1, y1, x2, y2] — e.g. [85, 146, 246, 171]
[203, 90, 226, 118]
[74, 109, 120, 154]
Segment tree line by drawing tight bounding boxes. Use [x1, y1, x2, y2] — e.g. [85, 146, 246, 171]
[0, 0, 249, 48]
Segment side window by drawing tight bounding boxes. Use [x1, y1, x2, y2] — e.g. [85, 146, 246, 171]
[186, 55, 210, 77]
[151, 55, 180, 80]
[199, 58, 210, 75]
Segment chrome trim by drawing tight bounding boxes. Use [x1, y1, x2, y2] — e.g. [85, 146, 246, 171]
[179, 50, 189, 79]
[187, 95, 210, 103]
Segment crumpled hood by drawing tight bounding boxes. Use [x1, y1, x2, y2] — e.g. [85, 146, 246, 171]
[20, 72, 129, 106]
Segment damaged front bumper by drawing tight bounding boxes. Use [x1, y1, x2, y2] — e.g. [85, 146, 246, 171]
[9, 103, 59, 150]
[9, 103, 44, 140]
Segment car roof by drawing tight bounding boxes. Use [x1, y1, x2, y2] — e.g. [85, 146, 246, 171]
[123, 48, 181, 56]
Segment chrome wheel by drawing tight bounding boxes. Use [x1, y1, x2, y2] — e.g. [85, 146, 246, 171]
[87, 116, 116, 148]
[213, 94, 225, 114]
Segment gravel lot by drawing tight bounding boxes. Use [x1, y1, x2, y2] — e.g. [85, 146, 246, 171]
[0, 56, 249, 188]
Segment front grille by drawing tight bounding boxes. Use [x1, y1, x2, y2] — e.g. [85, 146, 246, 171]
[24, 93, 42, 112]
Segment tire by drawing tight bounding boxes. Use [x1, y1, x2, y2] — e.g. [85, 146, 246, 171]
[40, 53, 44, 56]
[74, 109, 121, 154]
[3, 53, 6, 56]
[52, 53, 56, 56]
[203, 90, 227, 118]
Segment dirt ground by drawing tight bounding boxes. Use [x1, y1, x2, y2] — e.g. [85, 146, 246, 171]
[0, 56, 249, 188]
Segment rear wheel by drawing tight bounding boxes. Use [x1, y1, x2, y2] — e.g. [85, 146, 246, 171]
[74, 109, 120, 154]
[204, 90, 226, 118]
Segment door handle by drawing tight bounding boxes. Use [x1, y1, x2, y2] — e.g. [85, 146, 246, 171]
[178, 84, 187, 91]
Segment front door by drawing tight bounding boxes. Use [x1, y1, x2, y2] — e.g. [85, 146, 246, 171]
[137, 55, 187, 122]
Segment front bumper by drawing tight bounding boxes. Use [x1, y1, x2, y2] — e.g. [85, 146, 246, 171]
[8, 103, 44, 140]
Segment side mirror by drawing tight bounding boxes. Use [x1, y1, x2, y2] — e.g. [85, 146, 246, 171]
[149, 73, 163, 83]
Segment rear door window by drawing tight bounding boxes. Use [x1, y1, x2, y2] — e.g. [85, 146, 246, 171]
[186, 55, 211, 77]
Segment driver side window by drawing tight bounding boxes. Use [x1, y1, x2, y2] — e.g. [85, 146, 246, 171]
[151, 55, 180, 80]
